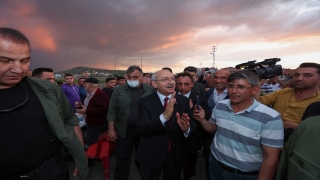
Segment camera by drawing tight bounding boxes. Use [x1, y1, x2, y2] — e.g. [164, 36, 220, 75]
[235, 58, 282, 79]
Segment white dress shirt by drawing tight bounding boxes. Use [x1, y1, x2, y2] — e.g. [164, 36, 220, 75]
[213, 88, 228, 104]
[158, 91, 190, 136]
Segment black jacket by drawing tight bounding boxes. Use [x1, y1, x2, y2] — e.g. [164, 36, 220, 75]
[136, 92, 197, 168]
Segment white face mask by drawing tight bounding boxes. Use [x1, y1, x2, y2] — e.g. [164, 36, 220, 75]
[127, 80, 140, 88]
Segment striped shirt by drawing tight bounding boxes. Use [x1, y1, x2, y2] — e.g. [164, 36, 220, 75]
[210, 99, 283, 172]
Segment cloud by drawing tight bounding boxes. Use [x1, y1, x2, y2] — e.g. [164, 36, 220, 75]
[0, 0, 319, 72]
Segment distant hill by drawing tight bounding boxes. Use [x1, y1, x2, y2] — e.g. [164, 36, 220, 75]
[55, 66, 126, 75]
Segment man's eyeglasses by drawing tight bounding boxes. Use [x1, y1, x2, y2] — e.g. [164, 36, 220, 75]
[155, 77, 175, 83]
[227, 84, 253, 91]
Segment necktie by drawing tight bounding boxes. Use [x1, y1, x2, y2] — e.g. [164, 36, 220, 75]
[163, 97, 169, 109]
[163, 97, 171, 151]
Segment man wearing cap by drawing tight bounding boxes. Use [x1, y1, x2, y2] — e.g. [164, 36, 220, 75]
[76, 77, 110, 146]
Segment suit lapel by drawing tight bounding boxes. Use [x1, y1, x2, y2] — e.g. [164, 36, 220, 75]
[189, 92, 196, 100]
[150, 93, 164, 116]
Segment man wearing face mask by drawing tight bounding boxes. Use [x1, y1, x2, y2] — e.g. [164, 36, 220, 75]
[107, 65, 155, 180]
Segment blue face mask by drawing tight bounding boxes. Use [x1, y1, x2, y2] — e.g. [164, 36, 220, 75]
[127, 80, 140, 88]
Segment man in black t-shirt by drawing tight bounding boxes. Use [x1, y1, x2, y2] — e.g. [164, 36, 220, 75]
[107, 65, 155, 180]
[102, 77, 116, 97]
[0, 28, 88, 179]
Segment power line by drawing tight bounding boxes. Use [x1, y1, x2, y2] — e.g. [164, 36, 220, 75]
[217, 0, 260, 46]
[215, 0, 249, 44]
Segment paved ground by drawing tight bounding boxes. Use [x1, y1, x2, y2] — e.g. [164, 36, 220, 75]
[69, 150, 208, 180]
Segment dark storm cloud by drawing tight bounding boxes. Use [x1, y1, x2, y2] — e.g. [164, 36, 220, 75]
[1, 0, 319, 71]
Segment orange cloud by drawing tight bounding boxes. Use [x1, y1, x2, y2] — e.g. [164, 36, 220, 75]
[147, 32, 193, 52]
[17, 3, 35, 16]
[98, 38, 108, 46]
[0, 20, 6, 26]
[27, 26, 57, 52]
[4, 1, 36, 17]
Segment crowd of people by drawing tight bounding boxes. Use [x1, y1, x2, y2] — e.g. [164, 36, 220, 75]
[1, 27, 320, 180]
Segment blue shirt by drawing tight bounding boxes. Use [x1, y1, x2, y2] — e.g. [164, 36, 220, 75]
[210, 99, 283, 171]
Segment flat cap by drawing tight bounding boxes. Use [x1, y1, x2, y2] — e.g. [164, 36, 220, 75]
[84, 77, 99, 84]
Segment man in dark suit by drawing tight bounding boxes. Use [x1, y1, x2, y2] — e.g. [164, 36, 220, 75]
[76, 77, 110, 146]
[207, 69, 230, 111]
[175, 73, 211, 180]
[136, 69, 197, 180]
[184, 66, 206, 98]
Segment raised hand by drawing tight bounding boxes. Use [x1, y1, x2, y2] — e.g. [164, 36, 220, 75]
[193, 105, 206, 122]
[163, 91, 177, 120]
[176, 112, 190, 132]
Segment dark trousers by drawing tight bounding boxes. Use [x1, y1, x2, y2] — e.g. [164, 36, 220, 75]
[12, 158, 69, 180]
[183, 151, 197, 179]
[140, 150, 183, 180]
[114, 126, 140, 180]
[208, 154, 258, 180]
[204, 135, 214, 179]
[85, 122, 107, 147]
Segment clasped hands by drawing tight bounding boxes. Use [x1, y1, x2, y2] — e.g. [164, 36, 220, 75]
[163, 91, 190, 132]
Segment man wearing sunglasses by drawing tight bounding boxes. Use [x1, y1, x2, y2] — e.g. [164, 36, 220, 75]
[0, 28, 88, 179]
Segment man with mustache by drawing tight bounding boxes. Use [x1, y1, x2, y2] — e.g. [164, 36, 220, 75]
[184, 66, 206, 98]
[136, 69, 197, 180]
[0, 28, 88, 179]
[194, 71, 283, 180]
[175, 72, 211, 180]
[254, 62, 320, 142]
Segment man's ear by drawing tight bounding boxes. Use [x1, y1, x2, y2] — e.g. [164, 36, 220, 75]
[252, 86, 260, 95]
[153, 81, 158, 88]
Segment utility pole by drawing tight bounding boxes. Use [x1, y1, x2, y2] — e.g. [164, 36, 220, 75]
[210, 46, 217, 68]
[115, 57, 116, 70]
[141, 57, 142, 68]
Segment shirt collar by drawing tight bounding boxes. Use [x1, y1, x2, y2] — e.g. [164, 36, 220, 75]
[214, 88, 228, 95]
[157, 91, 172, 101]
[87, 90, 96, 97]
[178, 91, 191, 98]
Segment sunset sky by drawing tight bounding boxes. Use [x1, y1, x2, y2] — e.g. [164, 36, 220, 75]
[1, 0, 319, 73]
